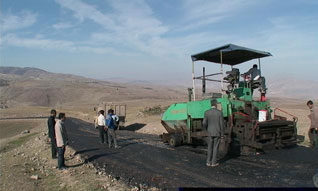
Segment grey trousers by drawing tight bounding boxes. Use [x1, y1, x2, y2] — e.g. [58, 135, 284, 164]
[206, 136, 220, 165]
[108, 129, 118, 148]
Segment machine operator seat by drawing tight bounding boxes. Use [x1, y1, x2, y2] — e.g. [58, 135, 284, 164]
[251, 76, 267, 93]
[224, 68, 240, 85]
[224, 68, 240, 94]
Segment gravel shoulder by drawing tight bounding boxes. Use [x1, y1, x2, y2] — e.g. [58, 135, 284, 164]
[0, 120, 137, 191]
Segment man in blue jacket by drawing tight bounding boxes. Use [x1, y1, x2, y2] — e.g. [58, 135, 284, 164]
[106, 109, 119, 148]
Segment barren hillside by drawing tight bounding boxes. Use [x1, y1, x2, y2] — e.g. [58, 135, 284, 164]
[0, 67, 187, 108]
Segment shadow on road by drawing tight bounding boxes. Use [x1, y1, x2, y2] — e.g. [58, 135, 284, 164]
[86, 153, 117, 162]
[74, 148, 100, 155]
[123, 123, 146, 131]
[66, 117, 318, 188]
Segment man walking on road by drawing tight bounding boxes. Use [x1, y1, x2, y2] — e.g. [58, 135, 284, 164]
[203, 100, 224, 167]
[55, 113, 68, 170]
[47, 109, 57, 159]
[307, 100, 318, 148]
[97, 110, 107, 144]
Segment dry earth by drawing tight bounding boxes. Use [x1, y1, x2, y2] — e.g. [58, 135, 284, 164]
[0, 120, 159, 191]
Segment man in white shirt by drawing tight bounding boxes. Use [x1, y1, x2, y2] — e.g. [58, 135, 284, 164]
[307, 100, 318, 148]
[55, 113, 68, 170]
[97, 110, 107, 144]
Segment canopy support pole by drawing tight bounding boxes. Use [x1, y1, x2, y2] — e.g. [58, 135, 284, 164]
[202, 67, 206, 95]
[258, 58, 261, 76]
[192, 61, 196, 101]
[220, 51, 224, 93]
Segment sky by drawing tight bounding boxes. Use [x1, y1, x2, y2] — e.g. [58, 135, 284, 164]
[0, 0, 318, 84]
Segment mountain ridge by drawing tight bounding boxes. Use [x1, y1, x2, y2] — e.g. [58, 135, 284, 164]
[0, 66, 316, 108]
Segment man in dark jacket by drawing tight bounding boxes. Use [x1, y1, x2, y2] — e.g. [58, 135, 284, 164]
[106, 109, 119, 148]
[47, 109, 57, 159]
[203, 100, 224, 167]
[244, 64, 260, 81]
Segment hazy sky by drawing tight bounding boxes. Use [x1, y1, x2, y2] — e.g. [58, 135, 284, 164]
[1, 0, 317, 84]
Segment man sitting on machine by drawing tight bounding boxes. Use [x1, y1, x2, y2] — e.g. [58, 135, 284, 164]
[244, 64, 260, 81]
[242, 64, 266, 93]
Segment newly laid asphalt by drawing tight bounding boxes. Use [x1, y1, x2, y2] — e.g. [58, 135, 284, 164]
[66, 117, 318, 190]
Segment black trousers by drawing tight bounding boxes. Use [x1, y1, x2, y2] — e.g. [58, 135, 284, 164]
[50, 138, 57, 158]
[309, 129, 318, 148]
[57, 146, 65, 169]
[98, 126, 108, 144]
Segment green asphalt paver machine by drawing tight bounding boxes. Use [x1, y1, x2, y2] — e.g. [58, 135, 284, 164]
[160, 44, 300, 155]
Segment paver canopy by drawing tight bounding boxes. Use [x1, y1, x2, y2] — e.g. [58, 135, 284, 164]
[191, 44, 272, 65]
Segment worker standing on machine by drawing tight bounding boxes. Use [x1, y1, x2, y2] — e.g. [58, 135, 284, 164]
[307, 100, 318, 148]
[203, 100, 225, 167]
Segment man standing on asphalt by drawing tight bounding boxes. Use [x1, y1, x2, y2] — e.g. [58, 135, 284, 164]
[47, 109, 57, 159]
[106, 109, 119, 148]
[95, 110, 101, 129]
[55, 113, 68, 170]
[97, 110, 107, 144]
[307, 100, 318, 148]
[203, 100, 224, 167]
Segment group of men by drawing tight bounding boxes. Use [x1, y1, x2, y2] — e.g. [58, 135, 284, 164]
[96, 109, 120, 149]
[47, 108, 120, 170]
[47, 110, 68, 170]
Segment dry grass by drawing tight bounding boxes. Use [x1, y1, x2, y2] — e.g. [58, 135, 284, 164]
[0, 120, 41, 139]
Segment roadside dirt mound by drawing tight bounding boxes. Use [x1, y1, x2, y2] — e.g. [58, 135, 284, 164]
[135, 121, 167, 135]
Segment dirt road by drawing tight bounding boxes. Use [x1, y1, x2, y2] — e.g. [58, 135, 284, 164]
[66, 118, 318, 190]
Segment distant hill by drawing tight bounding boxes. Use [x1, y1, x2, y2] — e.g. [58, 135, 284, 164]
[0, 67, 48, 77]
[0, 66, 316, 108]
[105, 74, 318, 100]
[0, 66, 89, 81]
[0, 66, 186, 107]
[267, 76, 318, 100]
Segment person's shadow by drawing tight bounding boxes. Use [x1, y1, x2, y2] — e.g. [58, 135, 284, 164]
[122, 123, 146, 131]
